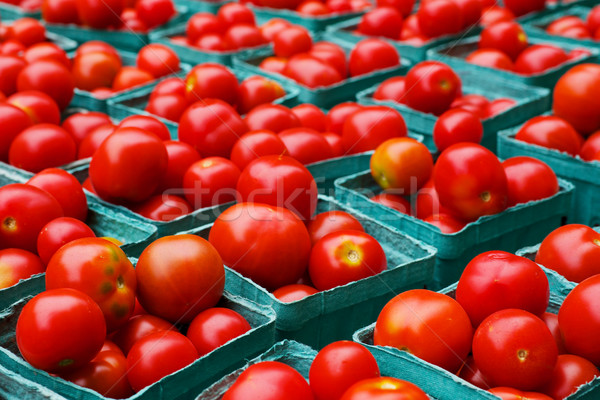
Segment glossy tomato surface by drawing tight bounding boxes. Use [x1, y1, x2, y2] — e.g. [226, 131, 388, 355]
[27, 168, 88, 221]
[340, 377, 430, 400]
[110, 314, 176, 356]
[0, 248, 44, 289]
[186, 308, 251, 356]
[306, 211, 364, 246]
[36, 217, 96, 265]
[342, 106, 407, 154]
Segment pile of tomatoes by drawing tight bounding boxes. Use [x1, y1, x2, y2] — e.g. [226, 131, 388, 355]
[544, 5, 600, 40]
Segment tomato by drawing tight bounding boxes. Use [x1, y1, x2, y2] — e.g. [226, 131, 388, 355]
[480, 6, 515, 27]
[473, 309, 558, 390]
[179, 99, 247, 158]
[424, 213, 467, 233]
[223, 361, 314, 400]
[6, 18, 45, 47]
[135, 0, 175, 29]
[16, 288, 106, 373]
[310, 341, 380, 400]
[90, 127, 168, 203]
[279, 127, 333, 164]
[349, 39, 399, 77]
[581, 131, 600, 162]
[217, 2, 255, 26]
[9, 124, 77, 173]
[323, 132, 343, 157]
[309, 41, 347, 78]
[126, 330, 198, 392]
[488, 387, 552, 400]
[374, 289, 473, 372]
[405, 61, 462, 116]
[479, 21, 528, 61]
[370, 138, 433, 195]
[146, 94, 188, 122]
[259, 18, 291, 41]
[559, 275, 600, 367]
[72, 51, 121, 92]
[111, 314, 175, 355]
[451, 94, 490, 119]
[272, 284, 318, 302]
[514, 44, 568, 76]
[42, 0, 79, 23]
[417, 0, 463, 38]
[78, 124, 115, 159]
[259, 56, 288, 75]
[466, 49, 515, 71]
[112, 67, 154, 92]
[296, 1, 329, 16]
[283, 54, 344, 88]
[27, 168, 87, 222]
[273, 26, 312, 58]
[36, 217, 95, 265]
[238, 76, 286, 115]
[209, 203, 311, 290]
[155, 140, 200, 192]
[342, 106, 407, 154]
[0, 55, 25, 96]
[432, 108, 483, 152]
[374, 76, 407, 103]
[455, 0, 483, 28]
[117, 115, 171, 141]
[588, 5, 600, 34]
[306, 211, 363, 246]
[8, 90, 60, 125]
[370, 192, 411, 215]
[503, 0, 545, 17]
[245, 104, 301, 133]
[0, 248, 44, 289]
[457, 356, 490, 389]
[185, 63, 239, 106]
[327, 102, 362, 135]
[187, 308, 251, 356]
[291, 104, 327, 132]
[414, 179, 452, 219]
[136, 44, 179, 78]
[75, 0, 123, 27]
[358, 7, 403, 39]
[230, 130, 287, 171]
[341, 377, 429, 400]
[186, 13, 225, 43]
[224, 24, 265, 49]
[129, 194, 192, 221]
[17, 60, 74, 110]
[502, 156, 558, 207]
[0, 103, 32, 162]
[547, 16, 586, 35]
[376, 0, 414, 16]
[61, 112, 112, 146]
[514, 115, 582, 156]
[23, 43, 70, 68]
[539, 354, 600, 399]
[540, 312, 567, 355]
[75, 41, 120, 60]
[183, 157, 240, 209]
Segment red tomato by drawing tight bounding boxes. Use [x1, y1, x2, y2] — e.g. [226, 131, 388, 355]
[296, 1, 329, 15]
[259, 56, 288, 75]
[259, 18, 291, 42]
[75, 41, 121, 60]
[209, 203, 311, 291]
[42, 0, 80, 23]
[283, 54, 344, 88]
[279, 127, 333, 164]
[433, 109, 483, 152]
[126, 331, 198, 392]
[488, 387, 552, 400]
[223, 361, 314, 400]
[559, 275, 600, 364]
[310, 341, 380, 400]
[8, 90, 60, 125]
[540, 312, 567, 355]
[16, 288, 106, 373]
[135, 0, 175, 28]
[456, 251, 549, 327]
[323, 131, 343, 157]
[187, 308, 251, 356]
[272, 284, 318, 302]
[503, 0, 545, 17]
[480, 6, 515, 27]
[90, 127, 168, 203]
[588, 5, 600, 34]
[434, 143, 508, 221]
[547, 16, 586, 35]
[473, 309, 558, 390]
[0, 103, 32, 162]
[342, 106, 407, 154]
[466, 48, 515, 71]
[457, 356, 490, 389]
[36, 217, 96, 265]
[245, 104, 301, 133]
[186, 12, 225, 42]
[236, 155, 317, 220]
[0, 248, 44, 289]
[27, 168, 88, 221]
[273, 26, 313, 58]
[514, 44, 568, 75]
[424, 213, 467, 233]
[376, 0, 414, 16]
[502, 156, 559, 207]
[454, 0, 482, 28]
[373, 77, 407, 103]
[327, 102, 362, 135]
[238, 76, 286, 115]
[110, 314, 176, 355]
[77, 124, 115, 159]
[156, 140, 200, 192]
[307, 211, 364, 245]
[405, 61, 462, 116]
[341, 377, 429, 400]
[581, 131, 600, 162]
[417, 0, 463, 38]
[230, 130, 288, 170]
[179, 99, 248, 158]
[374, 289, 473, 372]
[349, 38, 400, 77]
[358, 7, 403, 39]
[291, 104, 327, 132]
[17, 60, 74, 110]
[479, 21, 528, 60]
[6, 18, 45, 47]
[370, 192, 411, 215]
[217, 2, 255, 26]
[515, 116, 582, 156]
[183, 157, 241, 209]
[129, 194, 191, 221]
[146, 94, 188, 122]
[76, 0, 123, 27]
[0, 55, 25, 96]
[112, 67, 154, 92]
[61, 112, 112, 146]
[23, 43, 70, 68]
[309, 41, 347, 78]
[136, 44, 179, 78]
[150, 77, 186, 99]
[539, 354, 600, 399]
[72, 51, 121, 92]
[413, 179, 452, 219]
[9, 124, 77, 172]
[224, 24, 265, 49]
[117, 115, 171, 141]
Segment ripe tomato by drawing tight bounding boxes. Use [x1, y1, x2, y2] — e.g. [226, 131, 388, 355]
[26, 168, 87, 222]
[340, 377, 429, 400]
[0, 103, 32, 162]
[245, 104, 301, 133]
[309, 41, 347, 79]
[259, 18, 291, 41]
[112, 67, 154, 92]
[342, 106, 407, 154]
[370, 138, 433, 195]
[150, 77, 186, 99]
[433, 109, 483, 152]
[291, 104, 327, 132]
[223, 361, 314, 400]
[156, 140, 200, 192]
[0, 184, 63, 253]
[61, 112, 112, 146]
[136, 44, 180, 78]
[306, 211, 363, 245]
[279, 127, 333, 164]
[23, 43, 70, 68]
[185, 63, 239, 106]
[540, 312, 567, 355]
[502, 156, 558, 207]
[17, 60, 74, 110]
[8, 90, 60, 125]
[580, 131, 600, 161]
[273, 26, 312, 58]
[110, 314, 176, 355]
[309, 341, 380, 400]
[414, 179, 452, 219]
[9, 124, 77, 172]
[405, 61, 462, 116]
[376, 0, 414, 16]
[456, 251, 549, 327]
[272, 284, 318, 302]
[503, 0, 545, 17]
[146, 94, 188, 122]
[417, 0, 463, 38]
[488, 387, 552, 400]
[90, 127, 168, 203]
[259, 56, 288, 75]
[473, 309, 558, 390]
[348, 39, 400, 77]
[186, 13, 225, 43]
[178, 99, 248, 158]
[186, 308, 251, 356]
[480, 6, 515, 27]
[126, 331, 198, 392]
[535, 224, 600, 282]
[514, 44, 568, 75]
[129, 194, 191, 221]
[209, 203, 311, 290]
[135, 0, 175, 28]
[72, 51, 121, 92]
[230, 130, 287, 170]
[466, 48, 515, 71]
[42, 0, 79, 23]
[424, 213, 467, 233]
[373, 77, 407, 103]
[0, 55, 25, 96]
[238, 76, 286, 115]
[539, 354, 599, 399]
[76, 0, 123, 27]
[7, 18, 45, 47]
[117, 115, 171, 141]
[479, 21, 528, 60]
[183, 157, 241, 209]
[16, 288, 106, 373]
[327, 102, 362, 135]
[457, 356, 490, 389]
[370, 192, 411, 215]
[547, 16, 586, 35]
[297, 1, 329, 16]
[515, 115, 582, 156]
[283, 54, 343, 88]
[374, 290, 473, 372]
[0, 248, 44, 289]
[217, 2, 255, 26]
[36, 217, 96, 265]
[224, 24, 266, 49]
[358, 7, 403, 39]
[323, 132, 343, 157]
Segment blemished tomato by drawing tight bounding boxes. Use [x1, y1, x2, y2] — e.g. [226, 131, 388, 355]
[16, 288, 106, 373]
[307, 211, 364, 246]
[340, 377, 430, 400]
[535, 224, 600, 282]
[457, 356, 491, 389]
[245, 104, 301, 133]
[456, 251, 549, 327]
[238, 76, 286, 115]
[433, 109, 483, 152]
[424, 213, 467, 233]
[342, 106, 407, 154]
[209, 203, 311, 291]
[126, 331, 198, 392]
[0, 103, 32, 162]
[78, 124, 115, 159]
[466, 48, 515, 71]
[136, 44, 180, 78]
[129, 194, 191, 221]
[417, 0, 463, 38]
[291, 104, 327, 132]
[230, 130, 287, 171]
[515, 115, 582, 156]
[279, 127, 333, 164]
[502, 156, 559, 207]
[23, 43, 71, 68]
[90, 127, 168, 204]
[272, 284, 318, 302]
[110, 314, 176, 355]
[61, 112, 112, 146]
[178, 99, 248, 158]
[405, 61, 462, 116]
[540, 312, 567, 355]
[183, 157, 241, 209]
[473, 309, 558, 390]
[36, 217, 96, 265]
[283, 54, 344, 88]
[72, 51, 121, 92]
[118, 115, 171, 141]
[309, 341, 380, 400]
[488, 387, 553, 400]
[479, 21, 528, 61]
[434, 143, 508, 221]
[17, 60, 74, 110]
[370, 192, 411, 215]
[112, 67, 154, 92]
[374, 289, 473, 373]
[236, 155, 317, 220]
[503, 0, 545, 17]
[358, 7, 403, 39]
[413, 179, 452, 219]
[186, 308, 251, 356]
[156, 141, 200, 192]
[223, 361, 314, 400]
[45, 238, 136, 332]
[26, 168, 87, 222]
[8, 90, 60, 125]
[348, 39, 400, 77]
[273, 26, 312, 58]
[185, 63, 239, 106]
[0, 184, 63, 253]
[370, 138, 433, 195]
[0, 249, 44, 289]
[539, 354, 599, 399]
[217, 2, 255, 26]
[9, 124, 77, 173]
[373, 77, 407, 103]
[135, 0, 175, 28]
[514, 45, 569, 75]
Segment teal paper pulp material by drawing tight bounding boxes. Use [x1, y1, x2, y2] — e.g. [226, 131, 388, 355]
[497, 124, 600, 226]
[232, 37, 412, 108]
[172, 0, 230, 13]
[426, 36, 598, 89]
[357, 69, 551, 153]
[334, 170, 574, 289]
[0, 275, 277, 400]
[182, 195, 437, 349]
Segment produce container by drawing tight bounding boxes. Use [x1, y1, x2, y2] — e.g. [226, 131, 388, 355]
[183, 195, 437, 349]
[356, 68, 551, 152]
[0, 274, 277, 400]
[335, 170, 574, 289]
[172, 0, 230, 13]
[497, 123, 600, 226]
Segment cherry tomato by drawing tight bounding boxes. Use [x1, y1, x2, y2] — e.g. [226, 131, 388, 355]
[405, 61, 462, 116]
[187, 308, 251, 356]
[341, 377, 429, 400]
[61, 112, 112, 146]
[466, 49, 515, 71]
[238, 76, 286, 115]
[283, 54, 344, 88]
[117, 115, 171, 141]
[230, 130, 287, 171]
[17, 60, 74, 110]
[112, 67, 154, 92]
[245, 104, 301, 133]
[36, 217, 95, 265]
[502, 156, 558, 207]
[0, 248, 44, 289]
[135, 0, 175, 29]
[110, 314, 176, 355]
[183, 157, 241, 209]
[342, 106, 407, 154]
[291, 104, 327, 132]
[273, 26, 312, 58]
[349, 38, 400, 77]
[327, 102, 362, 135]
[9, 124, 77, 172]
[479, 21, 528, 60]
[136, 44, 180, 78]
[8, 90, 60, 125]
[514, 44, 569, 75]
[78, 124, 115, 159]
[515, 115, 582, 156]
[26, 168, 88, 221]
[0, 103, 32, 162]
[272, 284, 318, 302]
[279, 127, 333, 164]
[370, 192, 411, 215]
[417, 0, 463, 38]
[358, 7, 403, 39]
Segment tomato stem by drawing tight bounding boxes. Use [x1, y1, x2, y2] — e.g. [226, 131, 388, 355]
[2, 217, 16, 232]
